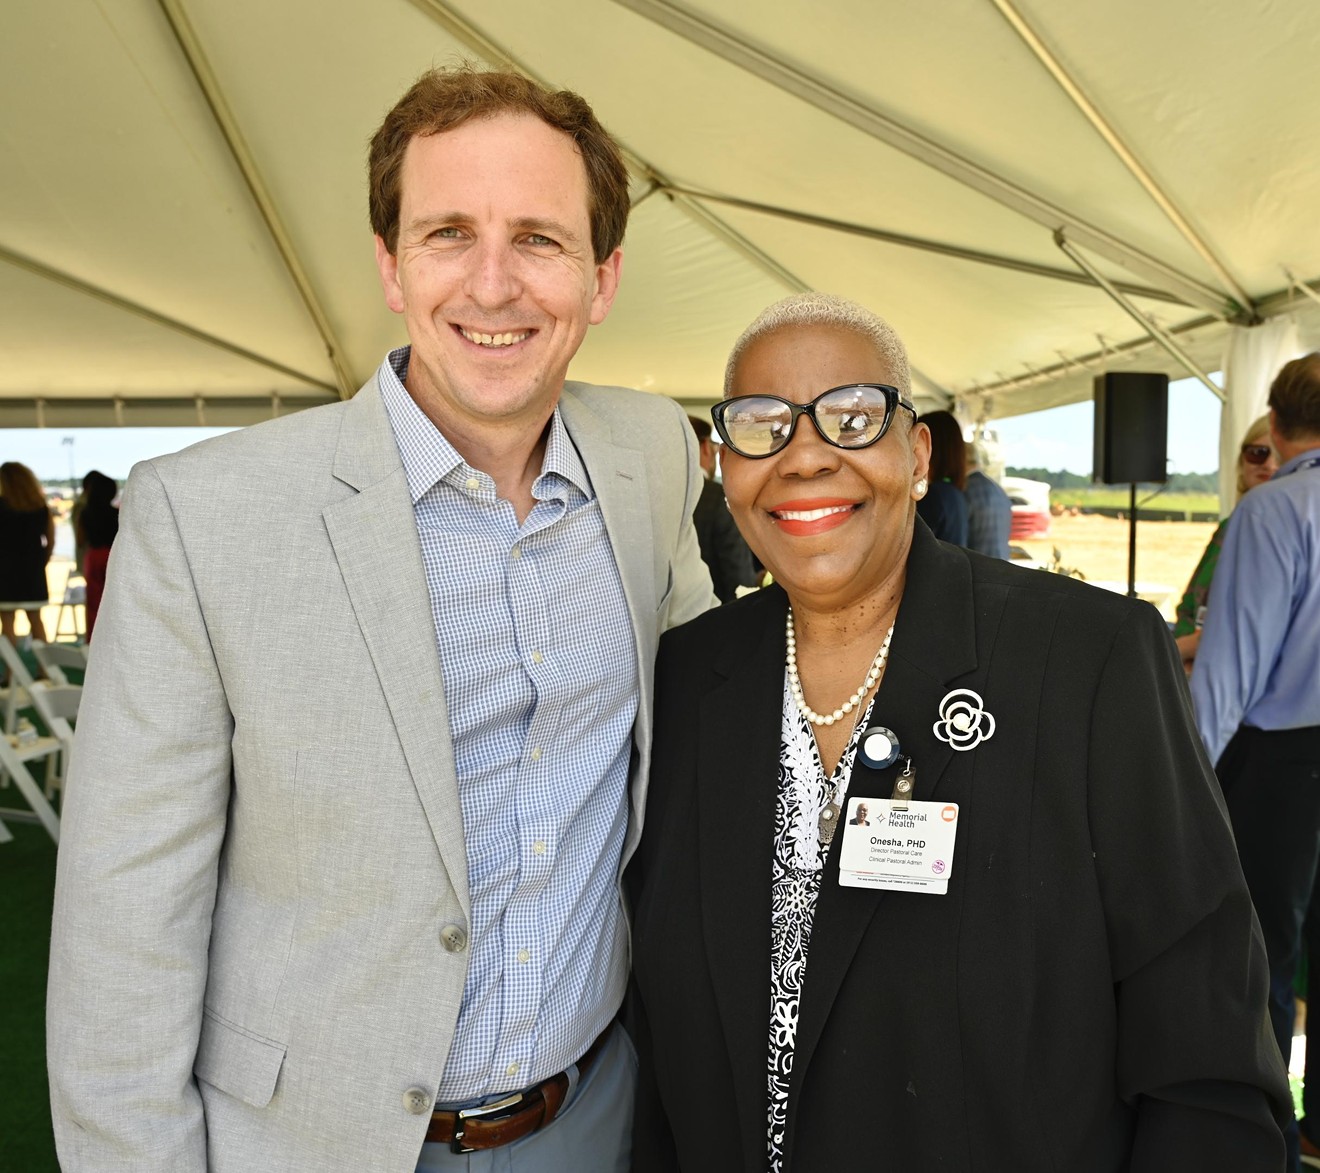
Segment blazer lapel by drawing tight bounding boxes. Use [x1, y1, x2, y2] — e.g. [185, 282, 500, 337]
[697, 589, 788, 1169]
[321, 382, 470, 912]
[558, 388, 659, 865]
[789, 524, 978, 1095]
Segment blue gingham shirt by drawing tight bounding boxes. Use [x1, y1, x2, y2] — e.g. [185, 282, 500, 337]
[378, 349, 638, 1099]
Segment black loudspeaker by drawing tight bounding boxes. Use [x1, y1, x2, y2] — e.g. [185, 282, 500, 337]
[1092, 372, 1169, 484]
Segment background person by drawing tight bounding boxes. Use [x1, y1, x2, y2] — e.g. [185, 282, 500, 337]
[962, 440, 1011, 559]
[688, 415, 760, 603]
[76, 469, 119, 641]
[47, 66, 713, 1173]
[1172, 415, 1277, 670]
[914, 408, 968, 545]
[1191, 353, 1320, 1173]
[629, 292, 1289, 1173]
[0, 460, 54, 644]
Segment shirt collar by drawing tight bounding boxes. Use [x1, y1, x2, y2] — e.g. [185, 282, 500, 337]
[376, 346, 592, 504]
[1276, 446, 1320, 478]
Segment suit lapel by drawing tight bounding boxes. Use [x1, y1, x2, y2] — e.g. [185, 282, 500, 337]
[558, 389, 659, 865]
[558, 389, 657, 622]
[697, 589, 787, 1169]
[321, 382, 470, 911]
[789, 525, 978, 1096]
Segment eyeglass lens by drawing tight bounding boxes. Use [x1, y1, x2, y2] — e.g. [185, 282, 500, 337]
[720, 385, 893, 456]
[1241, 444, 1271, 465]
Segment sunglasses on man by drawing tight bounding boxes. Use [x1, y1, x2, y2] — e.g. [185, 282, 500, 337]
[711, 383, 917, 460]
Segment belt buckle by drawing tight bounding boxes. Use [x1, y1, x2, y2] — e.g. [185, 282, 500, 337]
[450, 1090, 528, 1154]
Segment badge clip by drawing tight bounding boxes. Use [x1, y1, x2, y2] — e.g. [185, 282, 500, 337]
[858, 725, 901, 770]
[890, 757, 915, 811]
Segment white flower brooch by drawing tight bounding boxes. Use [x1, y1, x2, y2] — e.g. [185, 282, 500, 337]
[933, 689, 995, 751]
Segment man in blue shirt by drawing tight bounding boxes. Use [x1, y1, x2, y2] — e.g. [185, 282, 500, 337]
[963, 441, 1012, 559]
[1192, 351, 1320, 1173]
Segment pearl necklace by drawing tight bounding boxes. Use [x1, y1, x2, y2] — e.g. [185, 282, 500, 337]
[786, 607, 895, 727]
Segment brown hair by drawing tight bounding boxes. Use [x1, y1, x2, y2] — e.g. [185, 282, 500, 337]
[368, 66, 630, 263]
[0, 462, 48, 513]
[920, 410, 968, 490]
[1268, 353, 1320, 440]
[687, 415, 712, 445]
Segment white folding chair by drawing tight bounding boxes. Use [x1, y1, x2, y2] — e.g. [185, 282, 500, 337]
[0, 737, 60, 842]
[0, 640, 79, 799]
[54, 574, 86, 640]
[0, 638, 36, 736]
[24, 681, 81, 798]
[32, 640, 89, 687]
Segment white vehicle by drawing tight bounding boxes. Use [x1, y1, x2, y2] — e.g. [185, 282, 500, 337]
[1001, 476, 1051, 540]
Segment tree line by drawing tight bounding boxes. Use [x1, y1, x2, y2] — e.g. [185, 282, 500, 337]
[1005, 467, 1219, 493]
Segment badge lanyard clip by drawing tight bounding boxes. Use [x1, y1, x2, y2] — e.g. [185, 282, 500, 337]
[891, 757, 915, 811]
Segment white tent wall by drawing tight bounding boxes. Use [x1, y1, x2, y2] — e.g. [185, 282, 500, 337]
[1219, 319, 1303, 510]
[2, 0, 1319, 444]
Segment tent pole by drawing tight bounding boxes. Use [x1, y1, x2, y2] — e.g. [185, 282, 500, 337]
[613, 0, 1234, 318]
[1283, 268, 1320, 311]
[155, 0, 357, 399]
[0, 244, 338, 395]
[989, 0, 1253, 313]
[1056, 232, 1225, 402]
[662, 186, 1190, 305]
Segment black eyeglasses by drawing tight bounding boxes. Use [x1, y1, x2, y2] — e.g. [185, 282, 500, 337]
[711, 384, 916, 459]
[1240, 443, 1272, 466]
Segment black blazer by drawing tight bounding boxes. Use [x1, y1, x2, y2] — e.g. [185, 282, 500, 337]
[629, 522, 1289, 1172]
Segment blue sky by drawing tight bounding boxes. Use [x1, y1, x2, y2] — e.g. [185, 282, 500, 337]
[4, 375, 1224, 483]
[992, 375, 1223, 476]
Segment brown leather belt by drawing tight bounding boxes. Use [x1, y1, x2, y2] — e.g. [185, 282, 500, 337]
[426, 1029, 611, 1154]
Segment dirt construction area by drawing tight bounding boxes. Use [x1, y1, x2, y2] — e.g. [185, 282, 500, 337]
[1013, 512, 1220, 622]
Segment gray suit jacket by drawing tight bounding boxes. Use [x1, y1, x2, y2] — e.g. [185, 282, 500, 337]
[46, 375, 714, 1171]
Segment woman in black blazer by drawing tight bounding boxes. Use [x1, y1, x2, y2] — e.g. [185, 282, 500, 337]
[627, 293, 1288, 1172]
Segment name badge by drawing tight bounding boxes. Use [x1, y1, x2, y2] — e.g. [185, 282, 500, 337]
[838, 796, 960, 895]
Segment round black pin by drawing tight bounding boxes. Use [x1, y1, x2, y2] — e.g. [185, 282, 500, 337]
[858, 725, 901, 770]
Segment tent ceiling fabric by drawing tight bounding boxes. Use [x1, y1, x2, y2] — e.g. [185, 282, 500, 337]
[2, 0, 1318, 428]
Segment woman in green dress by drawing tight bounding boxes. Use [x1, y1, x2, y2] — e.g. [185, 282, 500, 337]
[1173, 415, 1277, 670]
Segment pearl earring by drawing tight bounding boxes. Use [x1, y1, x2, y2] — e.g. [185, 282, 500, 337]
[915, 478, 928, 497]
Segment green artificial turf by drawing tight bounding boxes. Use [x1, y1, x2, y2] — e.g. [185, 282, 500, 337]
[0, 816, 59, 1171]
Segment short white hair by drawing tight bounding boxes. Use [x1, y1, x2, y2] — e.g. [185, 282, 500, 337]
[723, 292, 911, 397]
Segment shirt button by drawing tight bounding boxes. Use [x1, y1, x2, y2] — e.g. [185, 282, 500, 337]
[465, 477, 479, 491]
[529, 747, 542, 762]
[403, 1087, 431, 1115]
[532, 840, 546, 855]
[511, 547, 522, 561]
[531, 651, 543, 665]
[506, 1062, 520, 1078]
[517, 947, 531, 964]
[440, 924, 468, 953]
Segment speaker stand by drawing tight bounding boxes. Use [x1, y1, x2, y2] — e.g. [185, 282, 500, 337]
[1127, 483, 1137, 599]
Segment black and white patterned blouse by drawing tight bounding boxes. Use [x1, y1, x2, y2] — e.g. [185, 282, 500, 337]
[767, 671, 872, 1171]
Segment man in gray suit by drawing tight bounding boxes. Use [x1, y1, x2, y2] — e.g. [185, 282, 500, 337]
[47, 67, 713, 1172]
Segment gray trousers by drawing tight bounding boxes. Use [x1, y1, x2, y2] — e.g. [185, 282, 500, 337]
[414, 1024, 637, 1172]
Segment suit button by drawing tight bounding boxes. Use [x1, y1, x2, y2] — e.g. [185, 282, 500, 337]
[440, 924, 468, 953]
[403, 1086, 431, 1115]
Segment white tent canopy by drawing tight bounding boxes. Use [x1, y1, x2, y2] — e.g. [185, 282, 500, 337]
[3, 0, 1318, 432]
